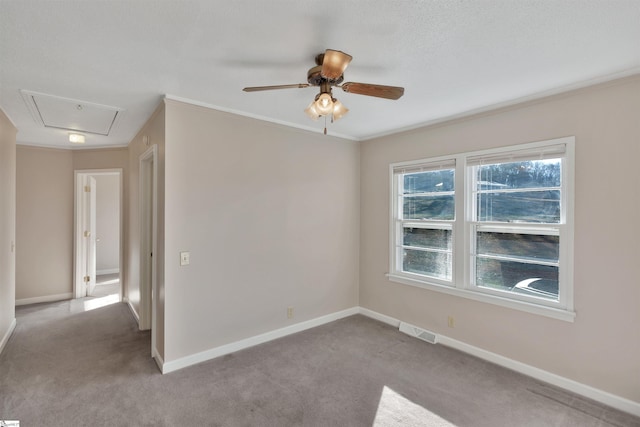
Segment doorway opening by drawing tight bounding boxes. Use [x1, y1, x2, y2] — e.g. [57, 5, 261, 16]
[73, 169, 123, 303]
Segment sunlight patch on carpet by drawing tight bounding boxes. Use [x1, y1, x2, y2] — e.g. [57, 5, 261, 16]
[83, 293, 119, 311]
[373, 386, 456, 427]
[96, 278, 119, 286]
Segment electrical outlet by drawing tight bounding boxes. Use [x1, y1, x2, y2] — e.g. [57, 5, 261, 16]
[287, 307, 294, 319]
[447, 316, 455, 328]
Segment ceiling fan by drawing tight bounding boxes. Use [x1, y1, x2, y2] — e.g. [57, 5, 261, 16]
[243, 49, 404, 134]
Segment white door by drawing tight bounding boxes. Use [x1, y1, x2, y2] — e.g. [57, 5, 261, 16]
[84, 175, 98, 296]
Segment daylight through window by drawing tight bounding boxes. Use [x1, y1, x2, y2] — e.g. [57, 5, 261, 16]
[389, 137, 575, 320]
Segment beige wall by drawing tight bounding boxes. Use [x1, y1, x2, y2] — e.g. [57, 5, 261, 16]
[163, 100, 360, 362]
[360, 76, 640, 402]
[16, 146, 73, 300]
[73, 147, 128, 171]
[0, 109, 17, 347]
[95, 174, 120, 273]
[127, 102, 165, 358]
[15, 146, 128, 301]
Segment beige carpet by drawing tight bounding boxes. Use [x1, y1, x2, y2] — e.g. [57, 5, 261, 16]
[1, 299, 638, 426]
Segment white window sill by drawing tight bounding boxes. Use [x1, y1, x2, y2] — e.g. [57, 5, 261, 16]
[387, 273, 576, 322]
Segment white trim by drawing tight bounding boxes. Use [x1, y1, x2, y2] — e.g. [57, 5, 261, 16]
[0, 318, 16, 355]
[164, 95, 357, 141]
[15, 292, 73, 306]
[126, 300, 140, 325]
[170, 71, 640, 142]
[358, 307, 400, 327]
[16, 141, 130, 150]
[0, 105, 18, 129]
[357, 307, 640, 417]
[153, 305, 640, 415]
[387, 274, 576, 322]
[97, 268, 120, 275]
[363, 68, 640, 141]
[162, 307, 359, 374]
[153, 347, 164, 373]
[138, 144, 158, 355]
[438, 335, 640, 417]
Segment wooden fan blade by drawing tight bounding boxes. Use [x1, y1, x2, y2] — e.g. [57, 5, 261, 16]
[321, 49, 352, 80]
[341, 82, 404, 100]
[243, 83, 310, 92]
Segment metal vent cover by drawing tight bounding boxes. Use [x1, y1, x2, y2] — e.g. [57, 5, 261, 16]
[20, 90, 123, 136]
[399, 321, 438, 344]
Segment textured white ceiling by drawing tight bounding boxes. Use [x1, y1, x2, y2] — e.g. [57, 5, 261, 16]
[1, 1, 639, 148]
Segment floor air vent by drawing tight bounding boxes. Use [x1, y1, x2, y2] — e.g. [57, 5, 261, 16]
[399, 322, 438, 344]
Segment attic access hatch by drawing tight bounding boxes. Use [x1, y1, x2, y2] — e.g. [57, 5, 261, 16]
[20, 90, 123, 136]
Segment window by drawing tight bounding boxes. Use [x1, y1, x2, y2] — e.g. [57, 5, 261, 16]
[389, 137, 575, 321]
[393, 160, 456, 284]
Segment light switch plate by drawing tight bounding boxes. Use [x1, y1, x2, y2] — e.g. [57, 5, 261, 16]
[180, 251, 190, 266]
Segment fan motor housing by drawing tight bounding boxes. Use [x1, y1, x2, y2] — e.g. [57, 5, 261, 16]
[307, 65, 344, 86]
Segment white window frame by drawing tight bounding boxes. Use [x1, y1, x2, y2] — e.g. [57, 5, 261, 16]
[391, 157, 457, 287]
[388, 137, 575, 322]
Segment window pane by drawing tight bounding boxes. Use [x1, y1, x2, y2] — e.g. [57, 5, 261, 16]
[403, 195, 454, 220]
[476, 232, 559, 263]
[403, 170, 454, 194]
[403, 249, 452, 280]
[404, 227, 452, 250]
[476, 258, 558, 301]
[477, 190, 560, 223]
[477, 159, 561, 190]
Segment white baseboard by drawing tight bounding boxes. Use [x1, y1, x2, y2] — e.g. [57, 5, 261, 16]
[15, 292, 73, 306]
[97, 268, 120, 275]
[357, 307, 640, 418]
[153, 346, 164, 372]
[126, 300, 140, 326]
[151, 304, 640, 416]
[162, 306, 360, 374]
[439, 335, 640, 417]
[0, 318, 16, 355]
[359, 307, 401, 327]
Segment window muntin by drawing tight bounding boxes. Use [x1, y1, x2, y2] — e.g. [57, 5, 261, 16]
[404, 227, 452, 251]
[389, 138, 574, 320]
[393, 164, 456, 284]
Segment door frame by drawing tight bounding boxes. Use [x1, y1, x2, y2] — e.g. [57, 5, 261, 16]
[138, 145, 157, 355]
[73, 169, 124, 300]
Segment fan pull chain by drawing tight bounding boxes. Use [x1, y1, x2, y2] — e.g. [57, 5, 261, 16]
[324, 115, 327, 135]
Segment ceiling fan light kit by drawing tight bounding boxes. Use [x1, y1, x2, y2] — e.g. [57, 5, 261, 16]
[243, 49, 404, 134]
